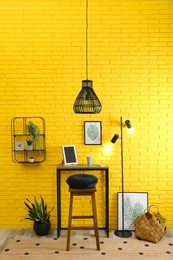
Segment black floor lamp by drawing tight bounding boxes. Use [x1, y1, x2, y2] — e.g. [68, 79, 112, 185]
[111, 116, 133, 238]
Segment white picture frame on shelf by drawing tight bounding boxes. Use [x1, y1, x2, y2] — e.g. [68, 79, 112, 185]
[117, 192, 148, 231]
[15, 141, 24, 151]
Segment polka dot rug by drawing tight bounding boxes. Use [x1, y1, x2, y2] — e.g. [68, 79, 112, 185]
[0, 236, 173, 260]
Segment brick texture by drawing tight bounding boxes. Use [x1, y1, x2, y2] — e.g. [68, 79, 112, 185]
[0, 0, 172, 229]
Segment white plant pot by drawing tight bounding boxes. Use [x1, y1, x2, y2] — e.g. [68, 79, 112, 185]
[26, 145, 33, 151]
[28, 158, 34, 163]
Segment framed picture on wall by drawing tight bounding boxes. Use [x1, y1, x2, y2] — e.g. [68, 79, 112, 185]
[117, 192, 148, 231]
[15, 141, 24, 151]
[84, 121, 102, 145]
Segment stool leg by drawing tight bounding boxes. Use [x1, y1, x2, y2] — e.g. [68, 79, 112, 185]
[66, 193, 73, 251]
[92, 193, 100, 251]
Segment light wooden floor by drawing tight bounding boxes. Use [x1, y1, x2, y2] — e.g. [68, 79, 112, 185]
[0, 229, 173, 249]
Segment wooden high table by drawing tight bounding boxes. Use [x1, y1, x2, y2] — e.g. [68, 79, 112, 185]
[56, 164, 109, 237]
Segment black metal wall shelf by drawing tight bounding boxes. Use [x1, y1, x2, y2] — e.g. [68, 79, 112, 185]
[11, 117, 46, 163]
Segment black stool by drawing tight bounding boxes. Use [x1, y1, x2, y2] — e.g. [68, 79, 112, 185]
[66, 174, 100, 251]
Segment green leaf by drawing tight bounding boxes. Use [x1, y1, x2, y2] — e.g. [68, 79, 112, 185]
[24, 195, 54, 224]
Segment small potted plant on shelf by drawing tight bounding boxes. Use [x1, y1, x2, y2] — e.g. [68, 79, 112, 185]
[24, 195, 54, 236]
[26, 139, 33, 151]
[27, 121, 40, 149]
[28, 156, 34, 163]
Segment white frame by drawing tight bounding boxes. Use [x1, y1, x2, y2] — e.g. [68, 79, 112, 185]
[15, 141, 24, 151]
[117, 192, 148, 231]
[84, 121, 102, 145]
[61, 145, 78, 165]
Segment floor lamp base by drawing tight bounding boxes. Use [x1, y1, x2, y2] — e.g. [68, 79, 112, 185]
[114, 230, 132, 238]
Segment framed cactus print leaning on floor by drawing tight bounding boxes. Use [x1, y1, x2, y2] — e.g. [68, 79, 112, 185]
[117, 192, 148, 231]
[84, 121, 102, 145]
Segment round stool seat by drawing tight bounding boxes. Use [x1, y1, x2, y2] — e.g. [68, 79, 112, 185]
[66, 174, 98, 189]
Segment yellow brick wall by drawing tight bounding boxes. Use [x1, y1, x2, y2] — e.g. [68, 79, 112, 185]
[0, 0, 173, 230]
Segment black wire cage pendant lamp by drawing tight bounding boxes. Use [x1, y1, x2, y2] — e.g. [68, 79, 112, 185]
[73, 0, 102, 114]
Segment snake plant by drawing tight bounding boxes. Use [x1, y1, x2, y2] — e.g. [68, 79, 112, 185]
[24, 196, 54, 224]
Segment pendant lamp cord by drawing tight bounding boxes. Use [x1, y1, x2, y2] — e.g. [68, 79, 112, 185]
[86, 0, 88, 80]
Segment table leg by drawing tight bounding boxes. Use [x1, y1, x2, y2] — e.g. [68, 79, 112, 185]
[57, 170, 61, 237]
[106, 169, 109, 237]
